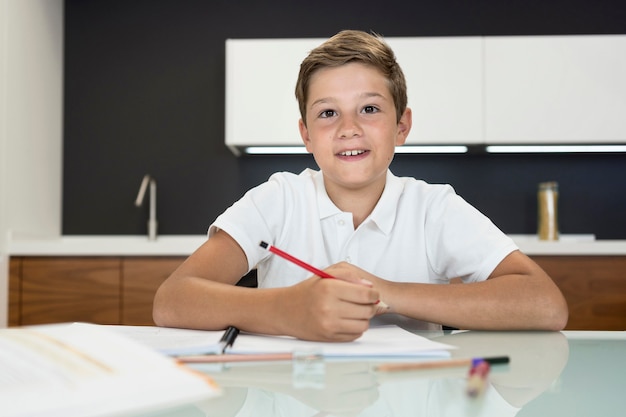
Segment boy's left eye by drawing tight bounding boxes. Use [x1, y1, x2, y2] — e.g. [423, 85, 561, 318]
[362, 105, 379, 114]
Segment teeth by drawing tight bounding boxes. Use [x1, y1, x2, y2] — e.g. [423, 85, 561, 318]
[340, 150, 365, 156]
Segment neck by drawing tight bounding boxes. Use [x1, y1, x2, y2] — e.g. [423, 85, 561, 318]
[324, 178, 386, 228]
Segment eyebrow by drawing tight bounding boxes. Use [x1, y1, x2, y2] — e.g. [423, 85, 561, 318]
[309, 92, 388, 109]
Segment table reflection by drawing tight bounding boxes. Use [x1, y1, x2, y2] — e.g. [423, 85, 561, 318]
[183, 331, 569, 417]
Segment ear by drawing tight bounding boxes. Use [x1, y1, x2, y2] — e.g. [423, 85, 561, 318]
[395, 108, 412, 146]
[299, 119, 313, 152]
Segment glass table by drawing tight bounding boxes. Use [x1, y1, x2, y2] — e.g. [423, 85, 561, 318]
[134, 330, 625, 417]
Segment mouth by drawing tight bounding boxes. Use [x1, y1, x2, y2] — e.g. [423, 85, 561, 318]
[337, 149, 368, 157]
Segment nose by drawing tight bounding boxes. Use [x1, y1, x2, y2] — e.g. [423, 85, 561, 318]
[338, 114, 362, 139]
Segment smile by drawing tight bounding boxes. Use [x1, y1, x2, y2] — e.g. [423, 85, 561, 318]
[338, 149, 367, 156]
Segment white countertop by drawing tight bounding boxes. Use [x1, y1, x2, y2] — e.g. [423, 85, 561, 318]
[6, 235, 208, 256]
[5, 234, 626, 256]
[510, 234, 626, 255]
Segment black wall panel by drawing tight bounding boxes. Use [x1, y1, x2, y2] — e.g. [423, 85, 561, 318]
[63, 0, 626, 238]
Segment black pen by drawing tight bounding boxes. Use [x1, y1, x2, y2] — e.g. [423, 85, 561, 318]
[218, 326, 240, 354]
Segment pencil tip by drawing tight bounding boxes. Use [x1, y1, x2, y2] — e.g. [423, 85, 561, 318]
[259, 241, 268, 249]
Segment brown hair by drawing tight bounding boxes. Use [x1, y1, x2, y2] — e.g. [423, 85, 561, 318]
[295, 30, 407, 126]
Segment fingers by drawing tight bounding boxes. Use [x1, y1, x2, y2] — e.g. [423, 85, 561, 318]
[320, 276, 381, 308]
[286, 277, 378, 342]
[323, 263, 386, 307]
[324, 262, 376, 285]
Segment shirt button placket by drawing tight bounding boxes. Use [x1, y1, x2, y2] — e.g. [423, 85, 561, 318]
[336, 215, 353, 263]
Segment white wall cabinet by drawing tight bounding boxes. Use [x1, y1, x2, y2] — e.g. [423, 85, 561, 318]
[1, 0, 63, 327]
[225, 35, 626, 154]
[389, 37, 483, 145]
[225, 38, 321, 153]
[225, 36, 484, 154]
[484, 35, 626, 144]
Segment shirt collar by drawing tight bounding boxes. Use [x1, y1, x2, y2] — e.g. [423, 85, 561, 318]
[311, 169, 342, 220]
[367, 170, 403, 235]
[312, 169, 403, 235]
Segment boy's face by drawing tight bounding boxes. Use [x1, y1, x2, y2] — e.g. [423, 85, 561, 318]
[299, 62, 411, 194]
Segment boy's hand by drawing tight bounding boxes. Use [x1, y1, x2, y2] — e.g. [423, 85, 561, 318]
[282, 271, 379, 342]
[327, 262, 391, 315]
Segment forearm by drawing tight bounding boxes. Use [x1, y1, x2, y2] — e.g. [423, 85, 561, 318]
[153, 275, 290, 334]
[153, 230, 296, 334]
[377, 251, 568, 331]
[384, 275, 567, 330]
[153, 272, 378, 341]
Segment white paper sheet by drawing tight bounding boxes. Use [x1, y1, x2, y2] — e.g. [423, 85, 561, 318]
[106, 325, 226, 355]
[108, 324, 455, 358]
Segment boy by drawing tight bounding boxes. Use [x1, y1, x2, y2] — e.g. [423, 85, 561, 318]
[153, 30, 568, 341]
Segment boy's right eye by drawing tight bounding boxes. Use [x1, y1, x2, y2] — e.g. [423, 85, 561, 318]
[319, 110, 336, 118]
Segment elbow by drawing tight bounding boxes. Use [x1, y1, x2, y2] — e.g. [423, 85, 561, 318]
[544, 294, 569, 331]
[152, 305, 167, 327]
[152, 286, 173, 327]
[554, 303, 569, 331]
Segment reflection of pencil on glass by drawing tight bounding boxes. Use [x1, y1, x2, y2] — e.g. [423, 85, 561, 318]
[466, 359, 490, 398]
[179, 352, 293, 364]
[375, 355, 508, 372]
[259, 241, 389, 311]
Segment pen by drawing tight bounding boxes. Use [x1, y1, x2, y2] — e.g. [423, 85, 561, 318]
[375, 355, 509, 372]
[259, 241, 389, 310]
[218, 326, 240, 354]
[466, 358, 490, 398]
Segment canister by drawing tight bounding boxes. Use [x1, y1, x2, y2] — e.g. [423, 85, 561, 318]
[538, 181, 559, 241]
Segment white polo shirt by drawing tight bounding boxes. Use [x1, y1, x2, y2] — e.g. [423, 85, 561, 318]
[210, 168, 517, 289]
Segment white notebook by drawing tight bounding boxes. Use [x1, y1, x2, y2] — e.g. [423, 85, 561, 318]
[0, 323, 221, 417]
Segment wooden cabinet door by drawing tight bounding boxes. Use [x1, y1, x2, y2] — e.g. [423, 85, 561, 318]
[121, 257, 184, 325]
[9, 258, 22, 326]
[20, 257, 121, 325]
[533, 256, 626, 330]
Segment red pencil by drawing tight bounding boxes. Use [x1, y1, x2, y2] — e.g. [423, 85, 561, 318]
[259, 241, 334, 278]
[259, 241, 389, 310]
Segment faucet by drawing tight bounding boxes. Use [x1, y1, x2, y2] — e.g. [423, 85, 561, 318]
[135, 174, 157, 241]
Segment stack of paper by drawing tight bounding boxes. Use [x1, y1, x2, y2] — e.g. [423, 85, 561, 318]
[0, 323, 221, 417]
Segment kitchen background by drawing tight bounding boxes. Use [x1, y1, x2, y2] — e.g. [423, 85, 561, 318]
[62, 0, 626, 238]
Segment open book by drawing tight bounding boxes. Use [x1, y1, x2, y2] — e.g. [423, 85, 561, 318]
[0, 323, 221, 417]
